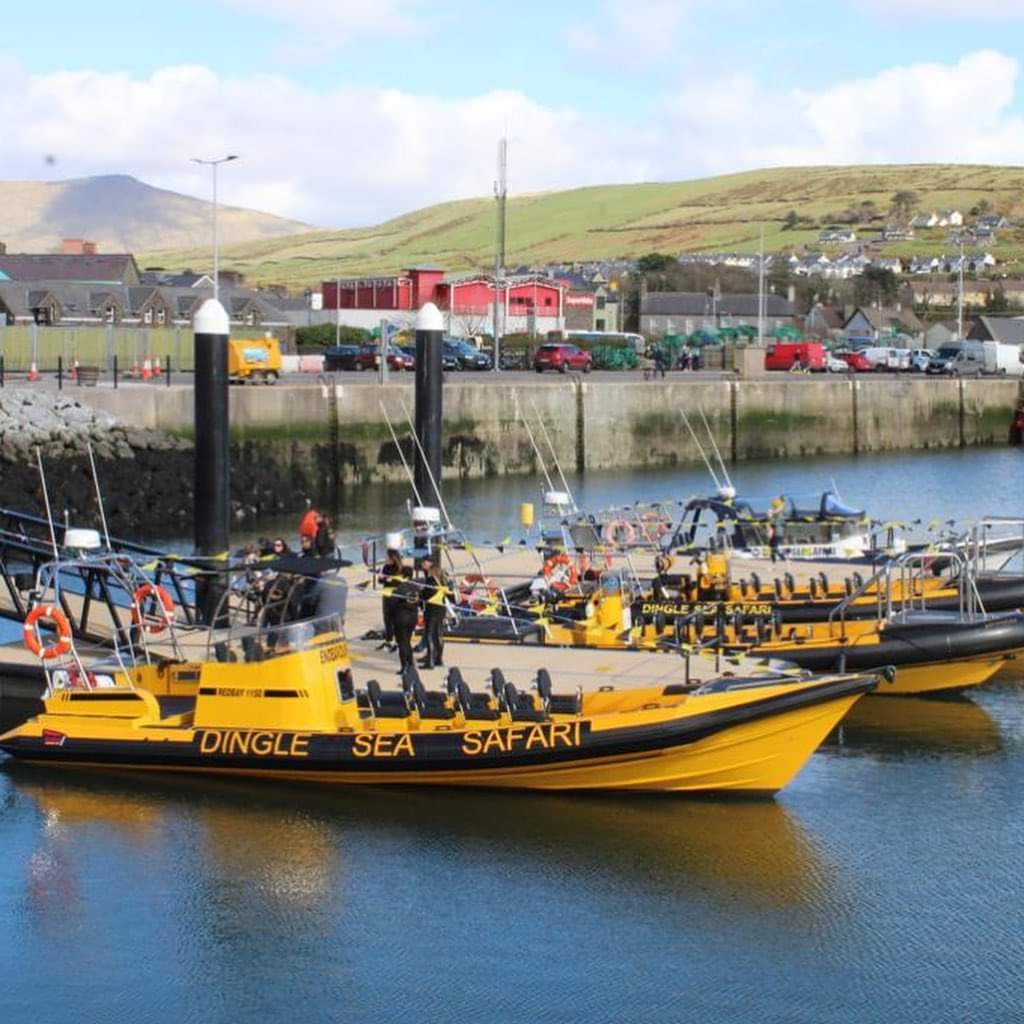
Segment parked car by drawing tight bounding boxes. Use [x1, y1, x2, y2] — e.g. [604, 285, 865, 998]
[839, 351, 873, 372]
[323, 344, 361, 371]
[825, 354, 849, 373]
[949, 340, 1024, 377]
[444, 338, 492, 371]
[926, 343, 964, 375]
[860, 347, 911, 372]
[355, 344, 413, 371]
[533, 343, 592, 374]
[907, 348, 934, 372]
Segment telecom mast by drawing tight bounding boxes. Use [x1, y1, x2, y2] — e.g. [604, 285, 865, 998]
[493, 137, 508, 371]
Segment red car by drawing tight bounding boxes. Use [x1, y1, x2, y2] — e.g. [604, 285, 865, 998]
[534, 343, 592, 374]
[355, 344, 412, 371]
[839, 351, 873, 372]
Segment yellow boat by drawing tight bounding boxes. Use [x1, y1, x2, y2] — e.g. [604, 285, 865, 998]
[0, 612, 878, 795]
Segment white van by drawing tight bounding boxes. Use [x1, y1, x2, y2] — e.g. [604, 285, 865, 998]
[861, 347, 910, 371]
[950, 341, 1024, 376]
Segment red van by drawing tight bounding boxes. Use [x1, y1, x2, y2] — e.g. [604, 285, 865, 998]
[765, 341, 826, 371]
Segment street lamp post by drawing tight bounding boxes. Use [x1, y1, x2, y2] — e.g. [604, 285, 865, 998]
[191, 155, 239, 302]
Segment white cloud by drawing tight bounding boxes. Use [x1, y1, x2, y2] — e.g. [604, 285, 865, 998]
[854, 0, 1024, 16]
[567, 0, 694, 63]
[0, 64, 648, 226]
[655, 50, 1024, 177]
[2, 50, 1024, 237]
[218, 0, 427, 41]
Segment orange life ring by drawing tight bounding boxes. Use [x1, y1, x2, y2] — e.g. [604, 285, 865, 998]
[601, 519, 636, 548]
[131, 583, 175, 634]
[459, 573, 499, 610]
[543, 554, 579, 592]
[23, 605, 73, 660]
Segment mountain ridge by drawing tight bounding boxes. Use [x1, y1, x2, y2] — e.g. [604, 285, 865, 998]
[0, 174, 313, 254]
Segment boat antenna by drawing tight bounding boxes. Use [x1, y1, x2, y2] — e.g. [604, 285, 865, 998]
[530, 397, 577, 513]
[378, 399, 424, 508]
[86, 440, 112, 550]
[677, 408, 722, 491]
[398, 396, 454, 532]
[35, 447, 60, 559]
[698, 405, 733, 492]
[514, 394, 556, 494]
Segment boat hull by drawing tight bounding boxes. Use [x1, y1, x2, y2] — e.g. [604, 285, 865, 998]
[0, 676, 873, 795]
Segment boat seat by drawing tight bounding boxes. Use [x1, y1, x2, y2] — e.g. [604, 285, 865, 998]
[503, 680, 546, 722]
[241, 635, 264, 662]
[536, 668, 582, 715]
[213, 641, 237, 663]
[447, 669, 500, 720]
[365, 678, 411, 718]
[409, 675, 456, 720]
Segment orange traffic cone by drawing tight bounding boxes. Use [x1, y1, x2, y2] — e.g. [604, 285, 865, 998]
[141, 357, 152, 382]
[153, 356, 162, 377]
[27, 362, 40, 382]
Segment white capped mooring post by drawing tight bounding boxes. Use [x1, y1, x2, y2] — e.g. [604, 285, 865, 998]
[194, 298, 230, 562]
[414, 302, 444, 509]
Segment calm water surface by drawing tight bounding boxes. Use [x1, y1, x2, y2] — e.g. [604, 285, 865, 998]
[2, 448, 1024, 1023]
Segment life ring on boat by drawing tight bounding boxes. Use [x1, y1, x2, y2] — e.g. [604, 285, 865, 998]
[601, 520, 636, 548]
[459, 573, 499, 610]
[23, 605, 73, 660]
[542, 554, 579, 593]
[131, 583, 175, 634]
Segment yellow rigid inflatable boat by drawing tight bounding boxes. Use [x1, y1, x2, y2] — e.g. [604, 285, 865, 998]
[0, 616, 877, 796]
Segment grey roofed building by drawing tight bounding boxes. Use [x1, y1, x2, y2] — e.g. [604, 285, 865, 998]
[0, 253, 141, 285]
[640, 291, 795, 337]
[0, 278, 291, 330]
[966, 316, 1024, 345]
[842, 305, 923, 341]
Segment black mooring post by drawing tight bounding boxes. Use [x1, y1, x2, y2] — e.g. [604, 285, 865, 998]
[413, 302, 444, 508]
[57, 355, 63, 391]
[113, 355, 118, 389]
[193, 300, 230, 623]
[166, 353, 172, 387]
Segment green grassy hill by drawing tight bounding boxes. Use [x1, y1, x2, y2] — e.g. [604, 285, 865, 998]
[140, 164, 1024, 289]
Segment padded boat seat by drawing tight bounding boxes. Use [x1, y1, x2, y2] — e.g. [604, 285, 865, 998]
[446, 668, 500, 719]
[536, 668, 583, 715]
[501, 679, 546, 722]
[365, 678, 411, 718]
[410, 675, 456, 720]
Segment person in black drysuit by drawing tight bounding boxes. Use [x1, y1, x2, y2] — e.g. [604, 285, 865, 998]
[390, 576, 420, 676]
[376, 548, 405, 651]
[418, 556, 448, 670]
[653, 346, 667, 379]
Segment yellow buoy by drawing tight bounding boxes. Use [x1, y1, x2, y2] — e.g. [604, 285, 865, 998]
[520, 503, 535, 527]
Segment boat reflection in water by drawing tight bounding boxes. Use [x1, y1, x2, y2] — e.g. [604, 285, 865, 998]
[828, 695, 1003, 759]
[6, 764, 846, 922]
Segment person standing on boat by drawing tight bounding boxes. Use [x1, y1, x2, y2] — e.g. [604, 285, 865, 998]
[419, 556, 448, 670]
[768, 517, 786, 563]
[377, 548, 404, 651]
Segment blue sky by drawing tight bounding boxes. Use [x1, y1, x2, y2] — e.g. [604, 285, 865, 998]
[2, 0, 1024, 226]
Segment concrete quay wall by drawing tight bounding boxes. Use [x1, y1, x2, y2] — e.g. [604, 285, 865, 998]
[77, 377, 1020, 483]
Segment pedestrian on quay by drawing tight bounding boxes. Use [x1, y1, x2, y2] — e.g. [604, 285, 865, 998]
[767, 520, 786, 563]
[653, 346, 667, 379]
[390, 573, 420, 675]
[418, 555, 448, 670]
[376, 547, 405, 651]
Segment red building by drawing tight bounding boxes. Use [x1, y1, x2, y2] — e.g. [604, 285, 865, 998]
[321, 267, 565, 332]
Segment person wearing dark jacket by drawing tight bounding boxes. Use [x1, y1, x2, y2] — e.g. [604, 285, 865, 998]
[418, 556, 448, 670]
[390, 575, 420, 675]
[377, 549, 405, 650]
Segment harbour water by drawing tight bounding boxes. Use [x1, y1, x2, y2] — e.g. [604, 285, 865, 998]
[2, 447, 1024, 1023]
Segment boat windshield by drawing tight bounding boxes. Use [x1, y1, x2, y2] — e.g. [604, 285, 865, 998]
[206, 612, 346, 664]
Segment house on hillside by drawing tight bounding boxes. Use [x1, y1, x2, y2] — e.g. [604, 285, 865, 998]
[977, 214, 1010, 231]
[966, 316, 1024, 345]
[843, 306, 923, 344]
[818, 228, 857, 244]
[882, 225, 915, 241]
[909, 256, 941, 275]
[925, 321, 959, 348]
[872, 257, 903, 274]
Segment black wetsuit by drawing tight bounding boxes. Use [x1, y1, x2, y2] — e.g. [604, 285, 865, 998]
[391, 581, 420, 674]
